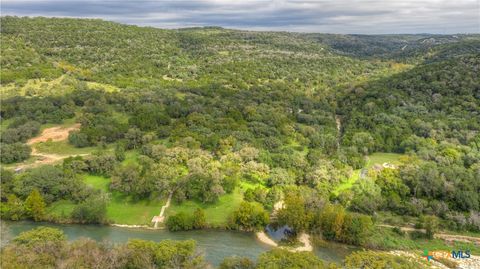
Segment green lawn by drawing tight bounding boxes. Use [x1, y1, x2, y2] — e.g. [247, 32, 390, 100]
[106, 193, 165, 225]
[166, 185, 246, 227]
[47, 200, 77, 218]
[35, 140, 96, 155]
[80, 174, 165, 225]
[365, 152, 403, 169]
[239, 180, 267, 190]
[82, 173, 250, 225]
[83, 174, 110, 191]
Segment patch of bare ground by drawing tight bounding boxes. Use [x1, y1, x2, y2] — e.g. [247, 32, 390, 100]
[27, 123, 80, 144]
[15, 123, 84, 170]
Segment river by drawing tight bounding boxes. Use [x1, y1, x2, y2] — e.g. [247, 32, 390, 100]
[1, 221, 356, 267]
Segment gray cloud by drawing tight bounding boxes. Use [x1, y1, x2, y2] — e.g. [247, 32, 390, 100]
[1, 0, 479, 34]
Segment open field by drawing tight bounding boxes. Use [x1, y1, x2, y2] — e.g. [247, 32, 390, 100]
[81, 174, 166, 225]
[34, 141, 96, 155]
[107, 195, 165, 225]
[165, 181, 266, 226]
[365, 152, 403, 168]
[83, 174, 110, 191]
[47, 200, 76, 218]
[166, 187, 244, 226]
[81, 172, 266, 226]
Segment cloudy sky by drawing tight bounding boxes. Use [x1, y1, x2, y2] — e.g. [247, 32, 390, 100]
[2, 0, 479, 34]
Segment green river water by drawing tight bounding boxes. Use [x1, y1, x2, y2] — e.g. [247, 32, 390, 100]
[1, 221, 356, 266]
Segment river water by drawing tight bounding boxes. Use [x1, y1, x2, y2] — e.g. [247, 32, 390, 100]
[1, 221, 356, 266]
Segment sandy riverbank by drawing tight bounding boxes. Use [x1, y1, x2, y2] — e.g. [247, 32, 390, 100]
[256, 231, 313, 252]
[110, 224, 158, 229]
[256, 231, 278, 247]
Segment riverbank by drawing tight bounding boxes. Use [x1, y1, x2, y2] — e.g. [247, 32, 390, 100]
[110, 223, 156, 229]
[256, 231, 278, 247]
[255, 231, 313, 252]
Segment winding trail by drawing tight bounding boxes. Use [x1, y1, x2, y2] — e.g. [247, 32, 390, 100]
[335, 115, 341, 149]
[152, 192, 173, 228]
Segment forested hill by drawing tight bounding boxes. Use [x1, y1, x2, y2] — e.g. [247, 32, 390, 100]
[340, 42, 480, 152]
[1, 16, 389, 90]
[308, 33, 479, 59]
[2, 16, 477, 88]
[1, 17, 480, 234]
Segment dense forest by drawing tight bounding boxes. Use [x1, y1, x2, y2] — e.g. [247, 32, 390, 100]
[0, 16, 479, 268]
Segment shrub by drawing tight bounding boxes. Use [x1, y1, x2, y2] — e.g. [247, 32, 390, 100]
[71, 195, 107, 224]
[166, 212, 192, 231]
[0, 143, 31, 163]
[230, 202, 269, 231]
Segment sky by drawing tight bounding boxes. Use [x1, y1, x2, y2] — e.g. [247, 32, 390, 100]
[1, 0, 479, 34]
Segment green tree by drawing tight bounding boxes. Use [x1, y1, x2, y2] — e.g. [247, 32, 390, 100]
[424, 215, 439, 239]
[192, 208, 207, 229]
[277, 192, 311, 233]
[219, 256, 255, 269]
[71, 195, 107, 224]
[230, 202, 269, 231]
[166, 212, 192, 231]
[13, 227, 66, 247]
[0, 143, 31, 163]
[114, 142, 126, 161]
[340, 213, 374, 245]
[350, 132, 375, 155]
[24, 189, 46, 221]
[0, 194, 25, 220]
[68, 131, 91, 147]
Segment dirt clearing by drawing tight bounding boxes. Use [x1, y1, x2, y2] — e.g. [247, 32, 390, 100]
[14, 123, 84, 170]
[27, 123, 80, 145]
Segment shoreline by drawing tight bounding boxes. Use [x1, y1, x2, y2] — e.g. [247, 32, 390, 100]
[256, 231, 278, 247]
[255, 231, 313, 252]
[110, 223, 160, 230]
